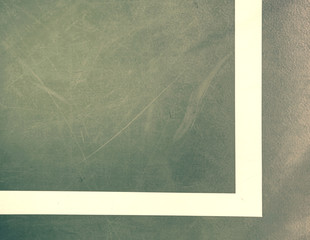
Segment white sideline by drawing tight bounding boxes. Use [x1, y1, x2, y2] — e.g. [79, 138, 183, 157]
[0, 0, 262, 217]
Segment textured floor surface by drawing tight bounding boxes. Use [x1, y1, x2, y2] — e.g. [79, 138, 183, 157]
[0, 0, 234, 192]
[1, 0, 310, 239]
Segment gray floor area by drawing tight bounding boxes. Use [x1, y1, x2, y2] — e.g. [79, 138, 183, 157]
[0, 0, 309, 239]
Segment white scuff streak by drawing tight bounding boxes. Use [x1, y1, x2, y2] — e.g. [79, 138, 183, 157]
[84, 71, 184, 161]
[32, 82, 70, 105]
[173, 53, 232, 141]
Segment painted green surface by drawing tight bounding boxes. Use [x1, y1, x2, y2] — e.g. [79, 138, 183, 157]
[0, 0, 234, 192]
[1, 0, 310, 240]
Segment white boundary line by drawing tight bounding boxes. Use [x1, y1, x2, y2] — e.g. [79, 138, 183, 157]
[0, 0, 262, 217]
